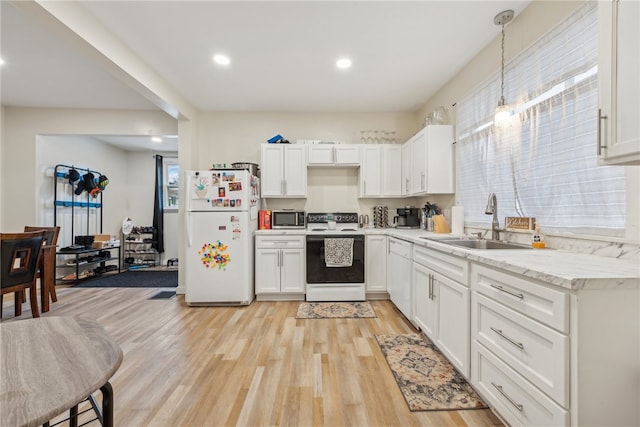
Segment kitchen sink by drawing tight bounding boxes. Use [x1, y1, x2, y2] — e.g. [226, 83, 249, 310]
[444, 239, 531, 250]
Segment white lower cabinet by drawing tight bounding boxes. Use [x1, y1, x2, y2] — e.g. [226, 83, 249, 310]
[387, 237, 412, 320]
[255, 235, 305, 299]
[412, 246, 470, 377]
[473, 342, 569, 427]
[471, 263, 570, 425]
[365, 234, 387, 295]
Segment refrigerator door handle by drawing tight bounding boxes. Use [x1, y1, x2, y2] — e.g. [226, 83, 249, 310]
[186, 211, 192, 247]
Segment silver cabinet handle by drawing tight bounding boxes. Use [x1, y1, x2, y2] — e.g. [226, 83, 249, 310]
[279, 250, 283, 267]
[491, 382, 523, 412]
[363, 180, 366, 195]
[428, 274, 432, 300]
[405, 178, 409, 192]
[421, 172, 425, 190]
[490, 327, 524, 349]
[597, 108, 607, 156]
[490, 284, 524, 299]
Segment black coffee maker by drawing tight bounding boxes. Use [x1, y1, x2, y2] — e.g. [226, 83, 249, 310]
[393, 207, 420, 228]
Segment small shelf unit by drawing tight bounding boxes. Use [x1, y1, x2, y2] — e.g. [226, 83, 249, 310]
[123, 227, 160, 269]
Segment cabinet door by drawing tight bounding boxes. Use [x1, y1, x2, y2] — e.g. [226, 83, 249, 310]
[598, 0, 640, 165]
[382, 145, 402, 196]
[365, 234, 387, 291]
[255, 249, 281, 293]
[308, 145, 334, 165]
[436, 273, 470, 377]
[401, 142, 412, 195]
[359, 145, 382, 197]
[425, 126, 455, 194]
[282, 145, 307, 196]
[387, 239, 412, 320]
[280, 248, 305, 293]
[261, 145, 285, 196]
[413, 262, 438, 339]
[334, 145, 360, 165]
[410, 133, 426, 194]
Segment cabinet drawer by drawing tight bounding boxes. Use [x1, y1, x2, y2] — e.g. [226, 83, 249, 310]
[473, 293, 569, 407]
[256, 235, 305, 249]
[414, 246, 468, 285]
[472, 264, 569, 333]
[472, 342, 569, 427]
[389, 238, 412, 258]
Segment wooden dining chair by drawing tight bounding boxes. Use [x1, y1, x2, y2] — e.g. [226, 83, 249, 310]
[1, 231, 45, 319]
[24, 226, 60, 312]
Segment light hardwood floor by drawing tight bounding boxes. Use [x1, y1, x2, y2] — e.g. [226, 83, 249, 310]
[2, 287, 504, 427]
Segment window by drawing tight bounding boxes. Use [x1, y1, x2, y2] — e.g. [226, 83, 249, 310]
[164, 157, 179, 209]
[456, 2, 625, 237]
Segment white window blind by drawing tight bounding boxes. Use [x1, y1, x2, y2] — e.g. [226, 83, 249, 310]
[456, 1, 625, 237]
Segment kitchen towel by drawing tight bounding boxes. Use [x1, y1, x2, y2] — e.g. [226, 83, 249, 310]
[324, 238, 354, 267]
[451, 206, 464, 235]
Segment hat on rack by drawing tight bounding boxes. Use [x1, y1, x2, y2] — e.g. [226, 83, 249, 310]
[97, 174, 109, 191]
[83, 172, 97, 191]
[67, 168, 80, 184]
[74, 179, 85, 195]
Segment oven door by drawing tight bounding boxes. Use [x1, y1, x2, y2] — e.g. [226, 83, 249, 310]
[306, 234, 365, 284]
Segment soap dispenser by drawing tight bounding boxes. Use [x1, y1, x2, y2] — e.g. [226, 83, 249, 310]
[531, 226, 546, 248]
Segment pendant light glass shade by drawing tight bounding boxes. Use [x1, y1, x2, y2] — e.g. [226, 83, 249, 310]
[494, 96, 510, 125]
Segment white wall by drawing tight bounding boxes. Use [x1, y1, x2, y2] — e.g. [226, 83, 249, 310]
[126, 151, 179, 263]
[193, 111, 419, 217]
[36, 135, 128, 247]
[1, 107, 177, 232]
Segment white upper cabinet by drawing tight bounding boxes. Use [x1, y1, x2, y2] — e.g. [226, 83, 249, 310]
[359, 144, 402, 198]
[308, 145, 360, 166]
[260, 144, 307, 197]
[598, 0, 640, 165]
[402, 125, 455, 196]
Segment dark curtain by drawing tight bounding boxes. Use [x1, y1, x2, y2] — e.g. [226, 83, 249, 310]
[153, 155, 165, 253]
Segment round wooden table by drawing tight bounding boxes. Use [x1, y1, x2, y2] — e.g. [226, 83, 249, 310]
[0, 316, 123, 427]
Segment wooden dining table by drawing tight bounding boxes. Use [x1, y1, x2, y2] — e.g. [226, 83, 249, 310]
[0, 316, 123, 427]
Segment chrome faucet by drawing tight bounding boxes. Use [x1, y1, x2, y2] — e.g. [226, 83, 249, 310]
[485, 192, 501, 241]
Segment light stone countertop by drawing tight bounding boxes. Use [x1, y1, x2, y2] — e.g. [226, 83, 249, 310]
[255, 227, 640, 290]
[376, 228, 640, 290]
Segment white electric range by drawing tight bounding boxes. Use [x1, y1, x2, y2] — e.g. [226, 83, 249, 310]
[305, 212, 365, 301]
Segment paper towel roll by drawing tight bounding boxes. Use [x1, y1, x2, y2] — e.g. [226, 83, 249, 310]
[451, 206, 464, 235]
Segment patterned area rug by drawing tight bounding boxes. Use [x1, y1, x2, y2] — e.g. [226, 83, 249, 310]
[376, 333, 487, 411]
[296, 302, 376, 319]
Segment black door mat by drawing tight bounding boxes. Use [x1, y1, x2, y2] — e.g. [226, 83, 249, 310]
[148, 291, 176, 300]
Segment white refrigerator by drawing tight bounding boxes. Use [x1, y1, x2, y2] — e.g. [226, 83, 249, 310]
[184, 169, 260, 306]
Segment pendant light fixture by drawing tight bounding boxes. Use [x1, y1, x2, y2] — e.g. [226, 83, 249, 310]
[494, 10, 514, 126]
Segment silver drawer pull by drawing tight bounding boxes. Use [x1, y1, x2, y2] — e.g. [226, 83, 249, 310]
[490, 327, 524, 349]
[491, 382, 523, 412]
[490, 284, 524, 299]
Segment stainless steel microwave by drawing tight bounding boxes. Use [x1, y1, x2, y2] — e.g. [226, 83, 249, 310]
[271, 210, 306, 229]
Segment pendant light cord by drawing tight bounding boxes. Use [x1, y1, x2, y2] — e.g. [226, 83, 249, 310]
[500, 23, 505, 102]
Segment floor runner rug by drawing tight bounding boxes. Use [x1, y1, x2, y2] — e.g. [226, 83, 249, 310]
[375, 333, 487, 411]
[73, 270, 178, 288]
[296, 301, 376, 319]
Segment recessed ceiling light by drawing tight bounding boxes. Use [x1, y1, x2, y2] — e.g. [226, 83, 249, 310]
[336, 58, 352, 69]
[0, 58, 5, 66]
[213, 54, 231, 66]
[151, 137, 162, 143]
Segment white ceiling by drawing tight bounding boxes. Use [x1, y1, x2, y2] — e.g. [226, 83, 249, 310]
[1, 0, 530, 147]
